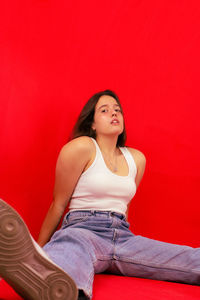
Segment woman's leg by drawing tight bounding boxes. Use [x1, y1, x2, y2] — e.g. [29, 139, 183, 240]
[111, 223, 200, 285]
[43, 210, 121, 299]
[0, 199, 78, 300]
[43, 225, 96, 299]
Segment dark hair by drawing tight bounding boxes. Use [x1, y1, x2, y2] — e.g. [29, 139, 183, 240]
[71, 90, 127, 147]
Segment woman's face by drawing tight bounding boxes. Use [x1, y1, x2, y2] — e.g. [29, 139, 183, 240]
[92, 95, 124, 138]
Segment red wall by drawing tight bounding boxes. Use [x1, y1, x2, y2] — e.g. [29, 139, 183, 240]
[1, 0, 200, 247]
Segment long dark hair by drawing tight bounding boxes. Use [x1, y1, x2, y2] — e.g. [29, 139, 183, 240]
[71, 90, 127, 147]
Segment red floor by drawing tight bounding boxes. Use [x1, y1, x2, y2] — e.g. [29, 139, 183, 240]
[1, 275, 200, 300]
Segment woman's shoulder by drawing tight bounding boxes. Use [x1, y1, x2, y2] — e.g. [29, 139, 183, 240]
[60, 136, 95, 157]
[126, 146, 146, 159]
[126, 146, 146, 169]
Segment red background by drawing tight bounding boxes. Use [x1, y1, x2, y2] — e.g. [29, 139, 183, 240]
[0, 0, 200, 248]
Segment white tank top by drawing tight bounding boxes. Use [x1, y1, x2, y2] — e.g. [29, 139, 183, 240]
[69, 138, 137, 215]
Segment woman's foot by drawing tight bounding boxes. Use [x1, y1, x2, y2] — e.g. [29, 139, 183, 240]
[0, 198, 78, 300]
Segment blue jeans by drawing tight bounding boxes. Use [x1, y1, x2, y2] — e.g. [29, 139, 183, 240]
[43, 210, 200, 299]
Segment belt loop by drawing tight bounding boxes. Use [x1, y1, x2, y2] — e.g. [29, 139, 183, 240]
[109, 211, 112, 218]
[91, 210, 95, 215]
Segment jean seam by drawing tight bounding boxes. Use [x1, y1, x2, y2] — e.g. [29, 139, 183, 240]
[84, 269, 94, 299]
[117, 256, 200, 274]
[77, 268, 93, 298]
[95, 255, 113, 262]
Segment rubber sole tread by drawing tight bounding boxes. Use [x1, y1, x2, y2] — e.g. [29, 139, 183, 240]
[0, 199, 78, 300]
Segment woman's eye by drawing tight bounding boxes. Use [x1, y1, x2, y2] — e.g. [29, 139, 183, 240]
[100, 108, 121, 113]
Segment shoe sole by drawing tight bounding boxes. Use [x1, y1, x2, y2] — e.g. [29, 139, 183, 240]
[0, 199, 78, 300]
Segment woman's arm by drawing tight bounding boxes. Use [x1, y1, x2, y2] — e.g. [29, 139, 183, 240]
[128, 147, 146, 189]
[125, 148, 146, 220]
[134, 150, 146, 189]
[37, 137, 93, 247]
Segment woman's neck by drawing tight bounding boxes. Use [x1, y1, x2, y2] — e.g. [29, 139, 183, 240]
[96, 135, 118, 156]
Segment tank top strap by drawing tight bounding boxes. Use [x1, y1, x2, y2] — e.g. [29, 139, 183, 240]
[90, 137, 102, 157]
[119, 147, 137, 177]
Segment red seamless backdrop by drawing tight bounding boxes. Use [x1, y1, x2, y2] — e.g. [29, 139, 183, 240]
[0, 0, 200, 248]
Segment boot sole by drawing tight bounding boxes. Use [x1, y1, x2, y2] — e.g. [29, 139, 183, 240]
[0, 198, 78, 300]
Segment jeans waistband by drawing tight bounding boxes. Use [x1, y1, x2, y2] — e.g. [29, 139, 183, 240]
[68, 210, 126, 220]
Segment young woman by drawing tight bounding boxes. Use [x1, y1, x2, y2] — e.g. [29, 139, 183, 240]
[0, 90, 200, 300]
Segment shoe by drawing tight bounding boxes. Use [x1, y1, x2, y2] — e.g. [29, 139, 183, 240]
[0, 198, 78, 300]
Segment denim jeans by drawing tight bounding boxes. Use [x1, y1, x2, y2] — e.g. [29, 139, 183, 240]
[43, 210, 200, 299]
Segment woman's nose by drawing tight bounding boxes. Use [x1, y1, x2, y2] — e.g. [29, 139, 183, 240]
[112, 111, 117, 117]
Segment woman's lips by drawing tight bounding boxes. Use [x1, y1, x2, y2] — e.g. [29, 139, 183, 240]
[111, 118, 120, 124]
